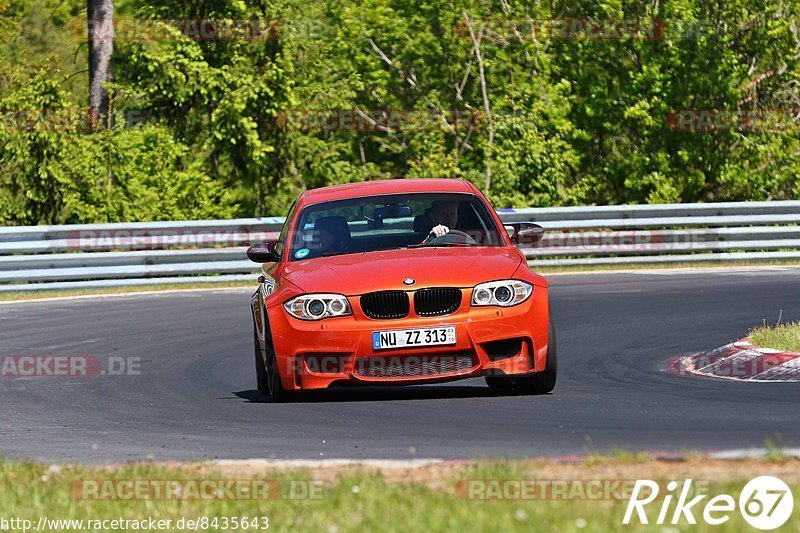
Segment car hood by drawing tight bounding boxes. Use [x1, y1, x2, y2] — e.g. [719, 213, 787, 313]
[281, 247, 524, 295]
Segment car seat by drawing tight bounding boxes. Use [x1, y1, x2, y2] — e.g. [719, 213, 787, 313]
[413, 208, 435, 235]
[313, 216, 351, 255]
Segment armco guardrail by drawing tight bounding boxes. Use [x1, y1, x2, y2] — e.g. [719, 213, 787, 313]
[1, 201, 799, 291]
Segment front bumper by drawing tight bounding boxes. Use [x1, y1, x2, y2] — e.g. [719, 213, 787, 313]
[266, 288, 550, 390]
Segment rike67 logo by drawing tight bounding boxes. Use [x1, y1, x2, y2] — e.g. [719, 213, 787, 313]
[623, 476, 793, 530]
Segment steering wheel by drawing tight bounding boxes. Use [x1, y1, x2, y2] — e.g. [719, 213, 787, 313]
[423, 229, 477, 246]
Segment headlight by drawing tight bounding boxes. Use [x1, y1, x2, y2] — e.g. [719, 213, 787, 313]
[284, 294, 352, 320]
[471, 280, 532, 307]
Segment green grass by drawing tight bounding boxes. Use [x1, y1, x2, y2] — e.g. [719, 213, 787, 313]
[0, 281, 254, 302]
[764, 438, 790, 462]
[583, 449, 651, 466]
[749, 321, 800, 352]
[0, 460, 798, 532]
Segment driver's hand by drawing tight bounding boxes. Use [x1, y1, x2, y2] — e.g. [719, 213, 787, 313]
[429, 225, 449, 238]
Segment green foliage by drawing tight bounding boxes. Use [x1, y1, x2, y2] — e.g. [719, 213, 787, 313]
[0, 69, 235, 223]
[0, 0, 797, 224]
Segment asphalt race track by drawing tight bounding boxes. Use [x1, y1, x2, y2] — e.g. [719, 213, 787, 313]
[2, 269, 800, 462]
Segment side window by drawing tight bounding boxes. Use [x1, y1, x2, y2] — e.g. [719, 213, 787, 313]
[275, 201, 297, 258]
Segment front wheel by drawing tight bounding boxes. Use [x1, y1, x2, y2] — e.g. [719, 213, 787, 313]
[485, 316, 557, 395]
[527, 318, 557, 394]
[254, 329, 269, 394]
[253, 325, 294, 402]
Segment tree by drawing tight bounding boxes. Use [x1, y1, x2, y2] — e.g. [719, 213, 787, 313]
[87, 0, 112, 121]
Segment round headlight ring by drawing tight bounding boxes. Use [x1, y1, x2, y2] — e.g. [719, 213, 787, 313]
[474, 287, 493, 305]
[494, 285, 513, 304]
[307, 299, 326, 318]
[328, 299, 346, 315]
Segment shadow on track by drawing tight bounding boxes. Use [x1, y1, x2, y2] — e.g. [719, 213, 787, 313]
[233, 384, 539, 404]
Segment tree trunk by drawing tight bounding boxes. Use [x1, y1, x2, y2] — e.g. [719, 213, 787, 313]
[88, 0, 113, 125]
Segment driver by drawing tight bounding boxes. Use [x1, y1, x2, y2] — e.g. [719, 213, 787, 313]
[427, 200, 459, 238]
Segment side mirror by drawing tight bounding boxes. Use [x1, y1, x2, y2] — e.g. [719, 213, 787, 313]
[246, 241, 281, 263]
[504, 223, 545, 246]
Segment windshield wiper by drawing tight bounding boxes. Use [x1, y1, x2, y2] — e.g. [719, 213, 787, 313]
[407, 242, 471, 249]
[322, 247, 407, 257]
[322, 250, 358, 257]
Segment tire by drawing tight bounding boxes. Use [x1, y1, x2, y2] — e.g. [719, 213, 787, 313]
[254, 324, 294, 402]
[527, 318, 557, 395]
[254, 328, 270, 394]
[484, 315, 557, 395]
[485, 376, 516, 390]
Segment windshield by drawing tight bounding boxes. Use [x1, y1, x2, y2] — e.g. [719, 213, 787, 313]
[288, 192, 503, 260]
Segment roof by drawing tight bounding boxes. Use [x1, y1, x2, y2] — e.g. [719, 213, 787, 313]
[298, 178, 475, 206]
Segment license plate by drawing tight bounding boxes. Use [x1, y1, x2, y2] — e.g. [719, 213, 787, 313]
[372, 326, 456, 350]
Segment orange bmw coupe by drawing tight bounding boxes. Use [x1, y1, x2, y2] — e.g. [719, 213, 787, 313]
[247, 179, 556, 401]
